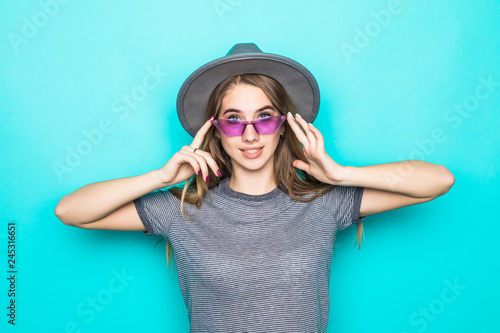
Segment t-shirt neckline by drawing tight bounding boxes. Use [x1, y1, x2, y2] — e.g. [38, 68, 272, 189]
[218, 178, 283, 202]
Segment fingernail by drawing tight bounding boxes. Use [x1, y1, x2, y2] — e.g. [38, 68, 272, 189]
[217, 170, 222, 177]
[296, 113, 302, 118]
[209, 116, 214, 120]
[309, 122, 313, 127]
[197, 170, 201, 176]
[205, 176, 209, 182]
[287, 112, 292, 117]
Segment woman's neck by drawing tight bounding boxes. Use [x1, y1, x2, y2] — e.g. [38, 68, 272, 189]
[228, 169, 277, 195]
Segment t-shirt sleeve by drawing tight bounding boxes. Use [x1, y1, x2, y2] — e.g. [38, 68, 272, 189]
[321, 185, 365, 232]
[133, 189, 180, 239]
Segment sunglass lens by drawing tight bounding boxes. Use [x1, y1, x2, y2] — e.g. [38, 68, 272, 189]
[218, 119, 244, 136]
[254, 116, 282, 134]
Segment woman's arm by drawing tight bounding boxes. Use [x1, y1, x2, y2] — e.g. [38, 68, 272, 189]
[286, 113, 455, 217]
[338, 160, 455, 198]
[54, 170, 165, 226]
[55, 118, 220, 228]
[337, 160, 455, 217]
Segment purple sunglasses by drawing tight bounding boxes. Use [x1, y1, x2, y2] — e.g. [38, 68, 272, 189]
[211, 115, 287, 137]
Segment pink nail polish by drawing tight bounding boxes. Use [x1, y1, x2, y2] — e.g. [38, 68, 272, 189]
[217, 170, 222, 177]
[205, 176, 209, 182]
[209, 116, 214, 120]
[197, 170, 201, 176]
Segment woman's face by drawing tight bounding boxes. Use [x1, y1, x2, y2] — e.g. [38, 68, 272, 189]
[216, 83, 283, 176]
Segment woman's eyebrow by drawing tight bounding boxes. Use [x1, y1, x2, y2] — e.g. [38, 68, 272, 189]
[222, 105, 275, 115]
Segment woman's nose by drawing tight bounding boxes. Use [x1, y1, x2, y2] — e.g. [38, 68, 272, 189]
[242, 123, 259, 142]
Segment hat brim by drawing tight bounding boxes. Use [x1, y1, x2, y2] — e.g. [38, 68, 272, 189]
[177, 52, 320, 137]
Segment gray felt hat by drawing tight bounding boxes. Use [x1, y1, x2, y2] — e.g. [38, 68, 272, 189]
[176, 43, 320, 137]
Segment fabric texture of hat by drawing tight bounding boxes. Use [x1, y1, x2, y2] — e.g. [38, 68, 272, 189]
[176, 43, 320, 137]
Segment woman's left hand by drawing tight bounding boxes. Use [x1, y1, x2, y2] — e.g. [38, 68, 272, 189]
[286, 112, 345, 185]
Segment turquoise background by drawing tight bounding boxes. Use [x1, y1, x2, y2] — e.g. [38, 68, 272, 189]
[1, 0, 499, 332]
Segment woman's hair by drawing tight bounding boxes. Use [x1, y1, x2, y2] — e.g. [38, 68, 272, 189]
[162, 74, 364, 270]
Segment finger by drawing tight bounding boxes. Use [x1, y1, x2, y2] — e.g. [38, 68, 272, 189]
[295, 114, 317, 149]
[191, 116, 214, 149]
[181, 144, 221, 179]
[181, 145, 202, 155]
[190, 149, 222, 178]
[176, 151, 203, 178]
[308, 123, 324, 149]
[287, 112, 308, 146]
[183, 151, 210, 182]
[178, 148, 206, 176]
[293, 159, 310, 173]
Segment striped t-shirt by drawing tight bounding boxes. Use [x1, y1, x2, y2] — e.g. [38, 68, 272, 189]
[134, 178, 365, 333]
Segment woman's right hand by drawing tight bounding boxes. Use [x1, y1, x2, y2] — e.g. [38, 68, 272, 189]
[156, 117, 221, 187]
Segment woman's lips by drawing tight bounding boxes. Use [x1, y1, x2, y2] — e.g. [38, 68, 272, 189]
[240, 147, 264, 159]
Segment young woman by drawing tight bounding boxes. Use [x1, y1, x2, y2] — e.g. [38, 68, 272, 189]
[55, 43, 455, 332]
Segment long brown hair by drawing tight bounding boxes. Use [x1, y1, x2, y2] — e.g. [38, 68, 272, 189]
[163, 74, 364, 269]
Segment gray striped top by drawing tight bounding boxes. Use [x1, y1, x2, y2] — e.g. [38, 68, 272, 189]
[134, 178, 365, 333]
